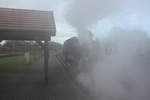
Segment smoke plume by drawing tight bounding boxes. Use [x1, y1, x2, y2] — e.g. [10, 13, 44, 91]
[66, 0, 122, 41]
[66, 0, 150, 37]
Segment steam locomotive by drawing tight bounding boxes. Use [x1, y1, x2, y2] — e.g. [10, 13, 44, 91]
[63, 34, 100, 74]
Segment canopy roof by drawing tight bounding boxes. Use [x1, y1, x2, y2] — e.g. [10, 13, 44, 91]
[0, 8, 56, 40]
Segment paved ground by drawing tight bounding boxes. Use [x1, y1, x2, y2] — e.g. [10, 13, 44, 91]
[0, 54, 92, 100]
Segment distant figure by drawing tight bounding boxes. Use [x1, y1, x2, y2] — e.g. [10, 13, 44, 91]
[24, 52, 30, 64]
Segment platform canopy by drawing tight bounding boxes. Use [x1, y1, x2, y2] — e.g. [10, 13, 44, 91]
[0, 8, 56, 40]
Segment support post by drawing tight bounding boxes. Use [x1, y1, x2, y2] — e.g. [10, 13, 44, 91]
[44, 40, 49, 85]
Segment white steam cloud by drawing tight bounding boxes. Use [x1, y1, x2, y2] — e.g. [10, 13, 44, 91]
[66, 3, 150, 100]
[77, 28, 150, 100]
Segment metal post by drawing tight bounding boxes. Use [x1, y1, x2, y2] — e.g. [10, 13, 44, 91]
[44, 40, 49, 85]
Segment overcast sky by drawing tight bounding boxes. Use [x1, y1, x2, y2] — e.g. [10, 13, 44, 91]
[0, 0, 150, 43]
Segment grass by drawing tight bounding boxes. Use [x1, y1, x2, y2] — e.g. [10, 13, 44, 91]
[0, 56, 26, 72]
[0, 54, 42, 72]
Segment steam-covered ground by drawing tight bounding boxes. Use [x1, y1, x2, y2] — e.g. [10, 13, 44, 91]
[0, 54, 91, 100]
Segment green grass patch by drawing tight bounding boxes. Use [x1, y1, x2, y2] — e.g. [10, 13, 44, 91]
[0, 54, 41, 72]
[0, 56, 26, 72]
